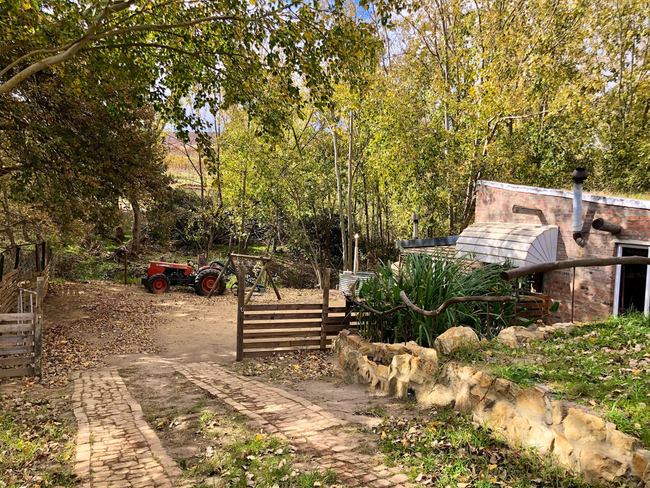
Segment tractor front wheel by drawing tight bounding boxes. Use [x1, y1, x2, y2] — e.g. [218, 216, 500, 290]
[195, 268, 225, 296]
[147, 274, 170, 293]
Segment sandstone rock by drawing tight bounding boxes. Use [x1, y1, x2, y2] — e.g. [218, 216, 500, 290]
[434, 327, 479, 355]
[358, 343, 373, 356]
[387, 354, 412, 398]
[552, 432, 577, 467]
[376, 364, 389, 380]
[564, 408, 607, 442]
[417, 347, 439, 364]
[552, 322, 576, 335]
[551, 400, 570, 424]
[632, 450, 650, 481]
[607, 424, 642, 454]
[517, 387, 547, 415]
[493, 377, 519, 404]
[580, 448, 627, 482]
[528, 425, 556, 456]
[405, 340, 424, 356]
[387, 343, 410, 355]
[517, 387, 553, 425]
[497, 326, 538, 347]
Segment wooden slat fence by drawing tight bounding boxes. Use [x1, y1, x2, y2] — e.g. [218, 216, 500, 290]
[236, 269, 357, 360]
[237, 303, 357, 359]
[516, 293, 550, 320]
[0, 277, 44, 379]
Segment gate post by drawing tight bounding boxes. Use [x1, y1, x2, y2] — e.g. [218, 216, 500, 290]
[34, 276, 44, 379]
[236, 265, 247, 361]
[320, 268, 330, 351]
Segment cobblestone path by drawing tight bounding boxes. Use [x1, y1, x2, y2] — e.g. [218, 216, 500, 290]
[176, 362, 414, 488]
[72, 370, 182, 488]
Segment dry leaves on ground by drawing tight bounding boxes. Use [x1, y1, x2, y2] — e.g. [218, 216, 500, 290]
[39, 283, 164, 386]
[233, 351, 337, 382]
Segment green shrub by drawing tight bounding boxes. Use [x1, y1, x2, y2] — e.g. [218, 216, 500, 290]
[356, 251, 517, 347]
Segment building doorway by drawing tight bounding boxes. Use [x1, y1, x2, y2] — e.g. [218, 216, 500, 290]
[614, 245, 650, 316]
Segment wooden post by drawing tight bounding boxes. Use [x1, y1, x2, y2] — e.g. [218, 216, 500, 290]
[0, 253, 4, 282]
[34, 276, 44, 379]
[266, 267, 282, 300]
[207, 255, 231, 298]
[320, 268, 331, 351]
[245, 259, 271, 305]
[124, 252, 128, 285]
[236, 265, 247, 361]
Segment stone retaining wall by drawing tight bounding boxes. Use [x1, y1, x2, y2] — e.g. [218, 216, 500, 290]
[335, 331, 650, 486]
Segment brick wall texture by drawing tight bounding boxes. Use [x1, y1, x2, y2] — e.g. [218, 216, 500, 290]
[475, 183, 650, 323]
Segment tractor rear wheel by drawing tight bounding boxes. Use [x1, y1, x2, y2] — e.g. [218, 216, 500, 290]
[147, 274, 169, 293]
[195, 268, 225, 296]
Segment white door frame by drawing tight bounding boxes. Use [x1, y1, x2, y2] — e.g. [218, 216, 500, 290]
[613, 244, 650, 317]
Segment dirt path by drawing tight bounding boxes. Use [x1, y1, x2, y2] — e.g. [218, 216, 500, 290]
[44, 282, 340, 372]
[5, 282, 415, 487]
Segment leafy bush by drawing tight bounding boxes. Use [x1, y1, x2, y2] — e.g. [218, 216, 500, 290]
[356, 251, 517, 347]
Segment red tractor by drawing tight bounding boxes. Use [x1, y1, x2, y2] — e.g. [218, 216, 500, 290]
[142, 261, 226, 296]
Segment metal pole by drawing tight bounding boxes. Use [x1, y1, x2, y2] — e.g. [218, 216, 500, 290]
[571, 267, 576, 323]
[486, 302, 491, 339]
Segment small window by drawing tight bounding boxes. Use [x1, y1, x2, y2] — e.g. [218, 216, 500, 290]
[614, 245, 650, 316]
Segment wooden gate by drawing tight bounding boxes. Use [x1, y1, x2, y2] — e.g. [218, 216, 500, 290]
[236, 268, 357, 360]
[0, 277, 44, 379]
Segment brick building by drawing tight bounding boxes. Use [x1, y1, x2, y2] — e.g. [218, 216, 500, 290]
[470, 180, 650, 322]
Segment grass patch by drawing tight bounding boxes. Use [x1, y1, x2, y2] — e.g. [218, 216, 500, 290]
[479, 313, 650, 446]
[376, 412, 618, 487]
[0, 394, 77, 488]
[165, 404, 339, 487]
[186, 421, 337, 487]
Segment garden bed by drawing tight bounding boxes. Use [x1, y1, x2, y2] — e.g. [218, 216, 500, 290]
[335, 320, 650, 486]
[473, 314, 650, 448]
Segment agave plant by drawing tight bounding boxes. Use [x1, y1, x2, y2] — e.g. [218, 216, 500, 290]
[355, 250, 518, 347]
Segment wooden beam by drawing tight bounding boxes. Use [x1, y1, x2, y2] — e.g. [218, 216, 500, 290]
[243, 312, 323, 321]
[320, 268, 330, 351]
[245, 260, 271, 305]
[207, 256, 230, 298]
[500, 256, 650, 281]
[34, 276, 44, 379]
[236, 265, 246, 361]
[266, 267, 282, 300]
[230, 253, 271, 261]
[244, 303, 321, 311]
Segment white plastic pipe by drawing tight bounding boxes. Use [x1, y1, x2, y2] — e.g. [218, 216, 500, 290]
[573, 181, 586, 246]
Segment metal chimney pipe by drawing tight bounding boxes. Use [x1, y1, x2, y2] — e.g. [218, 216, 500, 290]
[412, 212, 420, 240]
[572, 167, 589, 247]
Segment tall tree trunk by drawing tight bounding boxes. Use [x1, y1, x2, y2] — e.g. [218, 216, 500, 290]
[199, 151, 207, 264]
[330, 109, 347, 270]
[1, 188, 16, 247]
[238, 167, 248, 253]
[131, 199, 141, 253]
[362, 169, 371, 252]
[346, 109, 354, 271]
